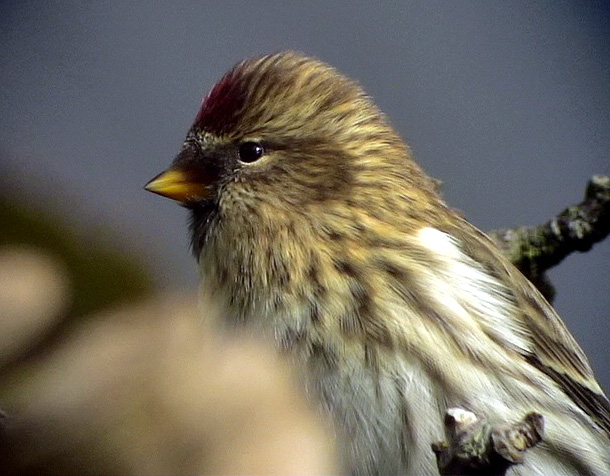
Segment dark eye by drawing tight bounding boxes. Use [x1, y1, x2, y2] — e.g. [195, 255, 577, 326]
[238, 141, 265, 163]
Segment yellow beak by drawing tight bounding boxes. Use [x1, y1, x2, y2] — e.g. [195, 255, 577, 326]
[144, 168, 211, 204]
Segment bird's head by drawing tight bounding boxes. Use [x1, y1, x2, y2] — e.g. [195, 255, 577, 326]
[146, 52, 442, 258]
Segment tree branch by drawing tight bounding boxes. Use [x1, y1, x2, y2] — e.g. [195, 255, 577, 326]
[488, 175, 610, 302]
[432, 408, 544, 476]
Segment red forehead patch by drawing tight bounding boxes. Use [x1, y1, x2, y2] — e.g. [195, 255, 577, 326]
[193, 66, 249, 136]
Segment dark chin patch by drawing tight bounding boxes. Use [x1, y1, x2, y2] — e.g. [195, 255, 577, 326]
[188, 200, 219, 259]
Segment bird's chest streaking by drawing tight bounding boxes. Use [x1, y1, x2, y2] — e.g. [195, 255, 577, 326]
[198, 211, 609, 475]
[197, 220, 445, 474]
[199, 211, 524, 474]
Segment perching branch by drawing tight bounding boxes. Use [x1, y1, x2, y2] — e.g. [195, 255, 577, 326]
[488, 175, 610, 302]
[432, 408, 544, 476]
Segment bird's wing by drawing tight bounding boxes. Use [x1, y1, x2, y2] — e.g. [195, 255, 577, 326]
[446, 221, 610, 436]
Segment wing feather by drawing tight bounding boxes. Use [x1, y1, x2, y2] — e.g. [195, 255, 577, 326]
[445, 221, 610, 436]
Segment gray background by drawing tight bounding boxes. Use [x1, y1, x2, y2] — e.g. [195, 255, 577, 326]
[1, 2, 609, 389]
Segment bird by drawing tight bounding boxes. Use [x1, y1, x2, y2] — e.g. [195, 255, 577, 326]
[145, 52, 610, 475]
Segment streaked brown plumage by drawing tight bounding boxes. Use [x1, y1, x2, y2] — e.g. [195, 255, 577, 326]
[146, 52, 610, 475]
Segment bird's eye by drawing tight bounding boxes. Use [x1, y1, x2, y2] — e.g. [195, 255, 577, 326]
[238, 141, 265, 163]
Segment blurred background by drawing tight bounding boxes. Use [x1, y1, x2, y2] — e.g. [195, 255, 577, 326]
[1, 2, 608, 389]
